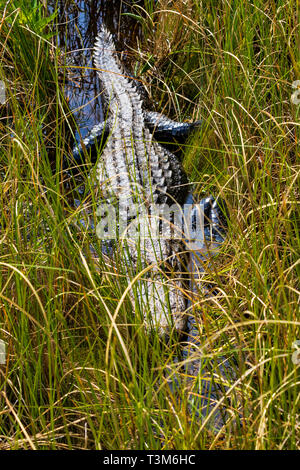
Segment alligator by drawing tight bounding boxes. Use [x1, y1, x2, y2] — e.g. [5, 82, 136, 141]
[72, 111, 203, 165]
[72, 26, 222, 336]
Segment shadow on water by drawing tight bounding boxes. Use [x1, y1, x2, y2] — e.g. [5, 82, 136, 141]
[50, 0, 236, 433]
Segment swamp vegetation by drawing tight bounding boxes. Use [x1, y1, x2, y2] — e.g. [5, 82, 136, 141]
[0, 0, 299, 450]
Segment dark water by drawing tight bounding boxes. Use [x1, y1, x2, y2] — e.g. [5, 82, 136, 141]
[166, 195, 232, 430]
[51, 0, 143, 141]
[52, 0, 234, 432]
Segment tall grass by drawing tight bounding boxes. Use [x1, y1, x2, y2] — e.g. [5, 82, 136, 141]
[0, 0, 299, 449]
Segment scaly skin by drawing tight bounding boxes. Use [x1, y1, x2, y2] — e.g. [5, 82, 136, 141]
[72, 112, 203, 164]
[93, 26, 192, 334]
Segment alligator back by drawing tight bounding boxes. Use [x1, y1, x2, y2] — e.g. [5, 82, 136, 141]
[93, 26, 188, 207]
[93, 26, 189, 334]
